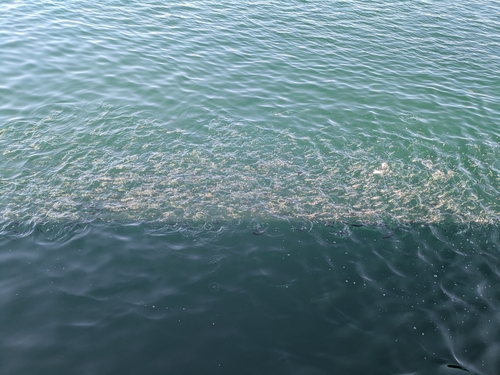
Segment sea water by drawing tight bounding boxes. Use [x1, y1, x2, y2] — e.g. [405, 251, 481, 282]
[1, 1, 500, 374]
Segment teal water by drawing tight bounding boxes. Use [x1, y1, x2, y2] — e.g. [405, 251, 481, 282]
[1, 1, 500, 374]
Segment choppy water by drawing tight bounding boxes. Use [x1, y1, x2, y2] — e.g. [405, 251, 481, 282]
[1, 1, 500, 374]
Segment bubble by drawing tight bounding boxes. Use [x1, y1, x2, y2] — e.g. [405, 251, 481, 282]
[209, 282, 220, 292]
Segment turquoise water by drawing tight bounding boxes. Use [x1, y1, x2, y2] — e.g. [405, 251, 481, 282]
[1, 1, 500, 374]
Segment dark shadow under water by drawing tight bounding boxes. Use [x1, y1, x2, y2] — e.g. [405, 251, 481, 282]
[1, 219, 499, 375]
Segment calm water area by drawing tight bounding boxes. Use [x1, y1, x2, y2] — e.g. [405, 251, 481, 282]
[1, 1, 500, 374]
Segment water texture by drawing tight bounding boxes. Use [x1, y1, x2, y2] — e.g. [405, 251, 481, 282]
[2, 222, 500, 375]
[1, 1, 500, 374]
[1, 0, 499, 225]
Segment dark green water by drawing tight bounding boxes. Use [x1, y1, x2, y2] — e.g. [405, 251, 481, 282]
[2, 221, 500, 374]
[1, 0, 500, 374]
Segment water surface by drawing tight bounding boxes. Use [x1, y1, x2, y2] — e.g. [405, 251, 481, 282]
[1, 1, 500, 374]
